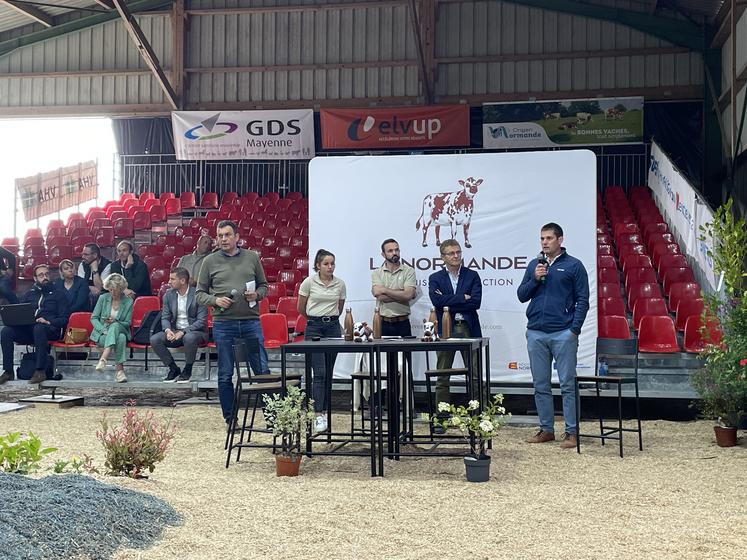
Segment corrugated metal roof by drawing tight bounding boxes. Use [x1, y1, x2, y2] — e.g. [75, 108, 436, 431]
[0, 1, 112, 35]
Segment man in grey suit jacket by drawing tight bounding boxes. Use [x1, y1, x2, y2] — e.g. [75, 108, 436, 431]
[151, 267, 209, 382]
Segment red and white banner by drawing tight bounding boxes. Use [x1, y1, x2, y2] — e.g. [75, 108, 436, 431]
[308, 151, 598, 382]
[320, 105, 469, 149]
[16, 161, 98, 221]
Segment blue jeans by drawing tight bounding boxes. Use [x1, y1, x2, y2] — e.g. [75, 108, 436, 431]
[526, 328, 579, 435]
[212, 319, 270, 421]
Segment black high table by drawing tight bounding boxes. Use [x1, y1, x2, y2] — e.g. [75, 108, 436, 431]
[280, 337, 491, 477]
[373, 337, 490, 476]
[280, 339, 379, 476]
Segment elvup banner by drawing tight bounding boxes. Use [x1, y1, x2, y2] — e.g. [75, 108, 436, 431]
[15, 160, 98, 221]
[483, 97, 643, 148]
[308, 151, 598, 382]
[648, 141, 717, 290]
[172, 110, 315, 160]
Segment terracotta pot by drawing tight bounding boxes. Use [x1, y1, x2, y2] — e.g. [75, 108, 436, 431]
[275, 454, 302, 477]
[714, 426, 738, 448]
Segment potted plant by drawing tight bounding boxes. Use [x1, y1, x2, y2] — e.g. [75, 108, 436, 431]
[432, 393, 511, 482]
[693, 198, 747, 447]
[262, 386, 316, 476]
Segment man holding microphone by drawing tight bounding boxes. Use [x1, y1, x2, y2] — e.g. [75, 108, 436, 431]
[517, 223, 589, 449]
[196, 220, 271, 425]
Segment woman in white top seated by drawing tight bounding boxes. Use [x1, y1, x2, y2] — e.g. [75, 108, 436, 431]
[297, 249, 346, 433]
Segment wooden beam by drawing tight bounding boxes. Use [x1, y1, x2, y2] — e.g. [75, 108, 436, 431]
[0, 0, 54, 27]
[111, 0, 179, 109]
[185, 1, 405, 16]
[408, 0, 432, 104]
[93, 0, 114, 8]
[171, 0, 186, 109]
[711, 2, 746, 48]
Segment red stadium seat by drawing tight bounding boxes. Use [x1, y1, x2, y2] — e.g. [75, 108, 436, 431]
[651, 243, 681, 269]
[163, 245, 185, 261]
[144, 255, 166, 271]
[86, 210, 107, 224]
[221, 192, 239, 205]
[599, 297, 626, 317]
[598, 316, 630, 339]
[106, 205, 125, 218]
[625, 267, 658, 287]
[597, 244, 613, 256]
[125, 203, 143, 217]
[632, 297, 668, 330]
[275, 296, 300, 330]
[265, 282, 286, 312]
[598, 268, 620, 284]
[261, 257, 282, 282]
[617, 243, 646, 261]
[93, 228, 115, 248]
[159, 192, 175, 202]
[621, 254, 653, 276]
[143, 199, 160, 212]
[657, 253, 688, 276]
[90, 218, 112, 232]
[165, 198, 182, 216]
[627, 283, 662, 310]
[285, 192, 303, 201]
[139, 192, 155, 204]
[662, 267, 695, 296]
[278, 269, 301, 294]
[675, 298, 704, 331]
[149, 204, 167, 223]
[646, 232, 676, 255]
[638, 316, 679, 353]
[200, 192, 219, 209]
[597, 255, 617, 269]
[179, 192, 196, 209]
[616, 233, 643, 247]
[598, 283, 622, 299]
[149, 268, 169, 292]
[260, 313, 289, 349]
[120, 193, 137, 203]
[132, 211, 152, 231]
[51, 312, 94, 352]
[683, 315, 722, 353]
[668, 282, 701, 313]
[109, 210, 129, 222]
[71, 236, 94, 255]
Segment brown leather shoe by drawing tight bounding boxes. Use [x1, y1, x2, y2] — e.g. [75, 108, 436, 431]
[560, 432, 578, 449]
[0, 370, 13, 384]
[526, 430, 555, 443]
[29, 369, 46, 384]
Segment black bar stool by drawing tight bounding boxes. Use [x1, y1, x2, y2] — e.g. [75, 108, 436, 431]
[225, 337, 301, 467]
[575, 337, 643, 458]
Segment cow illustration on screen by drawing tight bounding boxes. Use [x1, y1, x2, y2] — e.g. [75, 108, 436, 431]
[415, 177, 483, 248]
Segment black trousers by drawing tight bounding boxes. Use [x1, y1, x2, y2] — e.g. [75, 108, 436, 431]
[1, 324, 61, 372]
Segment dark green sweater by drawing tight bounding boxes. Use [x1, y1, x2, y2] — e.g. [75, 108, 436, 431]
[195, 248, 268, 320]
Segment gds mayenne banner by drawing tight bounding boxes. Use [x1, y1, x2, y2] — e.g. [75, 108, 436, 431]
[648, 141, 717, 290]
[308, 151, 598, 382]
[172, 110, 315, 160]
[483, 97, 643, 149]
[15, 160, 98, 221]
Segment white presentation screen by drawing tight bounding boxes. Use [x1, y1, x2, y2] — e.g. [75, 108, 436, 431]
[308, 151, 598, 381]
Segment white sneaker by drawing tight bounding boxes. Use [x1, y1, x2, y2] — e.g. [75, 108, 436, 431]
[314, 415, 328, 433]
[115, 370, 128, 383]
[95, 358, 107, 372]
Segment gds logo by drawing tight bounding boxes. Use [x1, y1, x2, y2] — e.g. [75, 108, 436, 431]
[184, 113, 238, 141]
[246, 119, 302, 136]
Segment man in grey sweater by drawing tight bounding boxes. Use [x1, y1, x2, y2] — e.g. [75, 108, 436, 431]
[196, 220, 270, 423]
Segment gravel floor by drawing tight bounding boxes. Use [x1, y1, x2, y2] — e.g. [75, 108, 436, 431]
[0, 405, 744, 560]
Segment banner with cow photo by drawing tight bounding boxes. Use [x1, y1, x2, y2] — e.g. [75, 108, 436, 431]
[308, 151, 598, 382]
[483, 97, 643, 149]
[15, 160, 98, 221]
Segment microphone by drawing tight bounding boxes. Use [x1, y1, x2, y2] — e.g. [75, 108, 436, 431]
[216, 289, 239, 313]
[537, 252, 548, 283]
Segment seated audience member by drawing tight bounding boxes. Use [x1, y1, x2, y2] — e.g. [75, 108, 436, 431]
[0, 264, 70, 385]
[178, 235, 214, 286]
[91, 273, 133, 383]
[103, 240, 151, 298]
[55, 259, 89, 313]
[78, 243, 111, 303]
[0, 246, 18, 304]
[150, 267, 208, 382]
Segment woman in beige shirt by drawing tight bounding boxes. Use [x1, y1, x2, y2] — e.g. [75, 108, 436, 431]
[297, 249, 346, 433]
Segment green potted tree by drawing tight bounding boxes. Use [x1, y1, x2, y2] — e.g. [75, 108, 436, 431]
[693, 199, 747, 447]
[432, 393, 511, 482]
[262, 386, 316, 476]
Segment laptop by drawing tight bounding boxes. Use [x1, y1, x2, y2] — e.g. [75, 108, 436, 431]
[0, 303, 37, 327]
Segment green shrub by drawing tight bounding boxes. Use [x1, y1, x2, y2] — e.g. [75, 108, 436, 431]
[0, 432, 57, 474]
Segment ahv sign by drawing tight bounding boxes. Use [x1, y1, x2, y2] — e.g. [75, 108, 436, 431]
[320, 106, 469, 149]
[172, 110, 315, 160]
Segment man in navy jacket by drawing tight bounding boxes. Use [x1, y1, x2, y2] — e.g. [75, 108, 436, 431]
[0, 264, 70, 385]
[428, 239, 483, 417]
[517, 223, 589, 449]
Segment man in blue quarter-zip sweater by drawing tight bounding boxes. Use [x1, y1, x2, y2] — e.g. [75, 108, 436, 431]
[517, 223, 589, 449]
